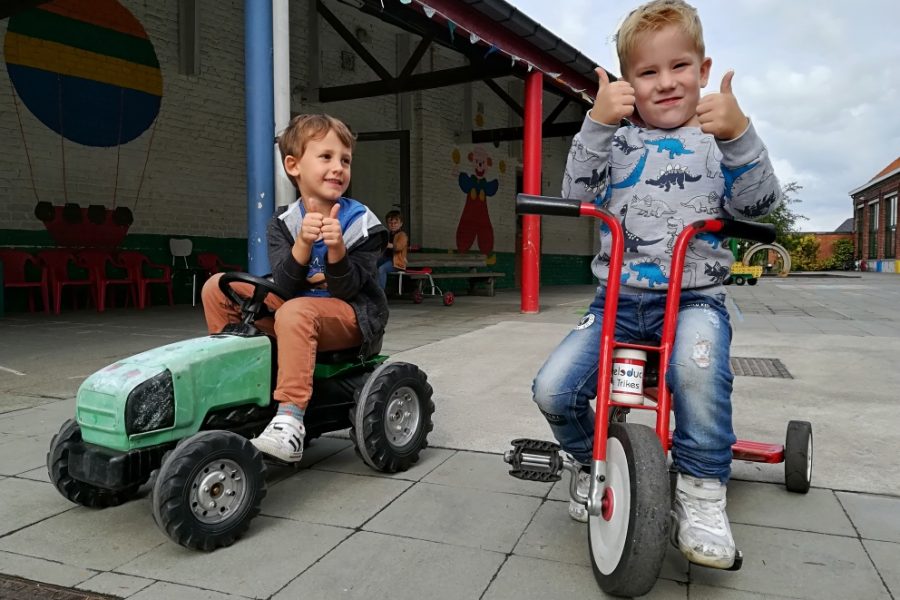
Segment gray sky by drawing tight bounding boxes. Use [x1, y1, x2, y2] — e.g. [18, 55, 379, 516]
[506, 0, 900, 231]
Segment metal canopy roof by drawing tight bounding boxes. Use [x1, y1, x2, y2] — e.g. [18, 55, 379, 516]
[344, 0, 609, 105]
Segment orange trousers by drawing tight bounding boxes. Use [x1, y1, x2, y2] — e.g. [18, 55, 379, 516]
[201, 273, 362, 409]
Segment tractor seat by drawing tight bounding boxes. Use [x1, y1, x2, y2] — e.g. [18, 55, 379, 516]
[316, 335, 383, 364]
[316, 347, 366, 364]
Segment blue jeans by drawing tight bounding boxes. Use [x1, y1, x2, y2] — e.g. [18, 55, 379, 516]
[377, 259, 397, 290]
[532, 287, 736, 483]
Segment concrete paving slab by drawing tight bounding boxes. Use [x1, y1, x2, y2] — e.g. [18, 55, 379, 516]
[0, 478, 74, 536]
[311, 444, 455, 480]
[513, 499, 690, 583]
[863, 539, 900, 598]
[421, 449, 553, 497]
[0, 550, 95, 588]
[726, 481, 856, 536]
[127, 581, 251, 600]
[690, 523, 890, 599]
[117, 516, 350, 598]
[76, 571, 154, 598]
[482, 554, 687, 599]
[262, 469, 411, 528]
[272, 530, 505, 600]
[363, 482, 541, 553]
[389, 321, 571, 454]
[0, 435, 54, 476]
[689, 584, 800, 599]
[0, 499, 165, 571]
[16, 466, 51, 483]
[836, 491, 900, 543]
[0, 399, 75, 436]
[513, 499, 589, 566]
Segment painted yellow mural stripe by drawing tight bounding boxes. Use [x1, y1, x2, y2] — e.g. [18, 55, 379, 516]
[5, 32, 162, 96]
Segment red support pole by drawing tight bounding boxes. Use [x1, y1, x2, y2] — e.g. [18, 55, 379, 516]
[521, 70, 543, 313]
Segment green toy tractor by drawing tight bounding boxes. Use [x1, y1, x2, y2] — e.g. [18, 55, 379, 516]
[47, 272, 434, 551]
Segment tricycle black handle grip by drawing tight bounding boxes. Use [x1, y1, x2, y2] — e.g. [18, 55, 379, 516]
[516, 194, 581, 217]
[712, 219, 777, 244]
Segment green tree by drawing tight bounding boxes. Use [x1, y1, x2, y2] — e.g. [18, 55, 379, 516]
[826, 238, 855, 270]
[759, 181, 807, 252]
[734, 181, 807, 267]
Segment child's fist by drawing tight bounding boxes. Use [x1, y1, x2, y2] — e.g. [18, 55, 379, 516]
[321, 203, 345, 249]
[696, 70, 749, 141]
[589, 68, 635, 126]
[299, 212, 324, 244]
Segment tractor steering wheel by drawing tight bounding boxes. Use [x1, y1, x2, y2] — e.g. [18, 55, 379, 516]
[217, 272, 291, 325]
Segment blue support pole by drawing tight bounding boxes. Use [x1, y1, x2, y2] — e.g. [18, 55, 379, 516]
[245, 0, 274, 275]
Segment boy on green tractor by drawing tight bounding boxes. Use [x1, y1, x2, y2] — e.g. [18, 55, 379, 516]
[48, 114, 434, 551]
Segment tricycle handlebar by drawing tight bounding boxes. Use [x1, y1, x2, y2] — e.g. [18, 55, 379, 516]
[516, 194, 582, 217]
[517, 194, 777, 244]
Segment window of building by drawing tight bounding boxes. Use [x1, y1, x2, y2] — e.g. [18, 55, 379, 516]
[886, 193, 898, 259]
[868, 200, 879, 259]
[856, 203, 864, 259]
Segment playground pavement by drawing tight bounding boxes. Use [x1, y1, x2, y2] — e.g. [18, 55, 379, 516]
[0, 272, 898, 599]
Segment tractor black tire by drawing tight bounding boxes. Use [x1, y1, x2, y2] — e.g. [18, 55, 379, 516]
[784, 420, 813, 494]
[152, 430, 267, 551]
[747, 277, 758, 286]
[47, 419, 141, 508]
[734, 276, 746, 285]
[350, 362, 434, 473]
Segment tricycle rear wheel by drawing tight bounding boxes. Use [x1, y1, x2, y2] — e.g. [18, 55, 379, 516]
[588, 423, 669, 598]
[784, 420, 813, 493]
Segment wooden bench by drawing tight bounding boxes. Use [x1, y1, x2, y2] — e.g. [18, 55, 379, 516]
[392, 253, 505, 298]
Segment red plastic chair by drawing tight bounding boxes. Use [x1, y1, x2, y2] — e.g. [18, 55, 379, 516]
[117, 251, 173, 309]
[36, 249, 95, 314]
[0, 249, 50, 313]
[197, 252, 243, 277]
[77, 250, 136, 312]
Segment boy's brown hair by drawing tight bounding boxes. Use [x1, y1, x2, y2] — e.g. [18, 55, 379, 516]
[616, 0, 705, 77]
[277, 113, 356, 173]
[384, 210, 403, 222]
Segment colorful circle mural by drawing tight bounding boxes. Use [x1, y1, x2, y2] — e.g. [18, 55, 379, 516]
[4, 0, 162, 147]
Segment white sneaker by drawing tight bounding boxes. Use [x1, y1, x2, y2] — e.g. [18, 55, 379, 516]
[672, 473, 736, 568]
[251, 415, 305, 463]
[568, 468, 590, 523]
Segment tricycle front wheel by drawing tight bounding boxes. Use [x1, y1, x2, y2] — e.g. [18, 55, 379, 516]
[588, 423, 669, 598]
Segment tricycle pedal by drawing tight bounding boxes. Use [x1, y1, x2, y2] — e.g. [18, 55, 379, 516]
[504, 438, 564, 483]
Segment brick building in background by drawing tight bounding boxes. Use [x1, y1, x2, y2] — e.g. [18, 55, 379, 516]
[798, 218, 853, 265]
[850, 158, 900, 272]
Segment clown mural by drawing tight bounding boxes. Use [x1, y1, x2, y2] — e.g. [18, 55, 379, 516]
[454, 146, 500, 261]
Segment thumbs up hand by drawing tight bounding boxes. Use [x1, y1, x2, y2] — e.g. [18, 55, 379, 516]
[321, 202, 346, 258]
[589, 67, 636, 126]
[696, 70, 749, 140]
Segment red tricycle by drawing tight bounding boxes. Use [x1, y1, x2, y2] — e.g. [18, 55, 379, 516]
[504, 194, 813, 598]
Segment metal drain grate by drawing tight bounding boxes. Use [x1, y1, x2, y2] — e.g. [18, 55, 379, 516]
[0, 574, 120, 600]
[731, 357, 793, 379]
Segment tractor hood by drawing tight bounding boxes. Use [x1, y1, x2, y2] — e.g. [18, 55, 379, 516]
[77, 334, 272, 451]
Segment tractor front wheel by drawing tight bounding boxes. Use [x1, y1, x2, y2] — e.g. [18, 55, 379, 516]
[152, 430, 267, 550]
[47, 419, 141, 508]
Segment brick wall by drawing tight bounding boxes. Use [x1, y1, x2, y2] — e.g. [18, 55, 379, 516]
[1, 1, 596, 279]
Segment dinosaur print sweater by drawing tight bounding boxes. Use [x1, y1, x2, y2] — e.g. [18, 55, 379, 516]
[562, 114, 782, 292]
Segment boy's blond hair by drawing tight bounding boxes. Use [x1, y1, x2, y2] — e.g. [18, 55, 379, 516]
[277, 114, 356, 180]
[616, 0, 705, 77]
